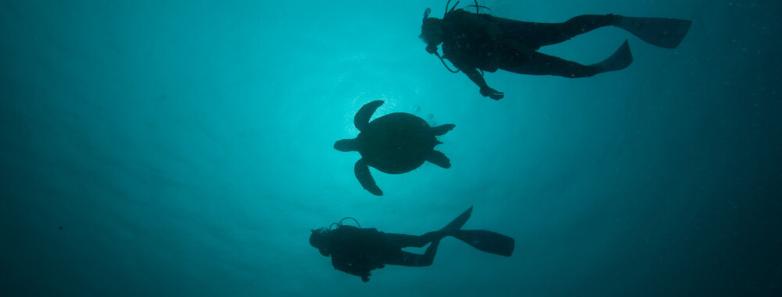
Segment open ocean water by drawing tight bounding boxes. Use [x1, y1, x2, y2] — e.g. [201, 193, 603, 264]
[1, 0, 781, 296]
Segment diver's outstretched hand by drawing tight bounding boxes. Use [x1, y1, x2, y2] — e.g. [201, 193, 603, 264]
[480, 87, 504, 100]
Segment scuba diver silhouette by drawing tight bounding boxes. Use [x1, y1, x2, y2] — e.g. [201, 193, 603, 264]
[309, 207, 514, 282]
[420, 0, 692, 100]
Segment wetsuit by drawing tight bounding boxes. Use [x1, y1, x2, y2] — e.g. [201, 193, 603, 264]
[326, 226, 442, 282]
[440, 9, 618, 90]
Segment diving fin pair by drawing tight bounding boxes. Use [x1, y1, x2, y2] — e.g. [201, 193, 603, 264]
[592, 15, 691, 75]
[440, 207, 516, 257]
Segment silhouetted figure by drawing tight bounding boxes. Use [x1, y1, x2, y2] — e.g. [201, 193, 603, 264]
[309, 207, 515, 282]
[420, 1, 692, 100]
[335, 100, 455, 196]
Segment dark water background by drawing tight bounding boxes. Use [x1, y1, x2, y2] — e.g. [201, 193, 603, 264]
[2, 0, 781, 296]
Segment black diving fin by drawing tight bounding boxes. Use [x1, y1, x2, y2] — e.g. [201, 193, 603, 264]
[442, 207, 473, 232]
[595, 40, 634, 73]
[616, 16, 692, 49]
[453, 230, 516, 257]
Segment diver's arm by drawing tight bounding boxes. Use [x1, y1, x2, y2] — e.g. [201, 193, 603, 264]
[462, 67, 504, 100]
[447, 53, 504, 100]
[331, 257, 353, 274]
[332, 257, 371, 282]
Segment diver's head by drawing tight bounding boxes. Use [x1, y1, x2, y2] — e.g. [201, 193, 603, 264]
[420, 8, 444, 54]
[309, 228, 332, 256]
[334, 138, 358, 152]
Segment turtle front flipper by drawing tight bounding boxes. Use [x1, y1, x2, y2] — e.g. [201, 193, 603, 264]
[427, 150, 451, 169]
[355, 159, 383, 196]
[354, 100, 384, 132]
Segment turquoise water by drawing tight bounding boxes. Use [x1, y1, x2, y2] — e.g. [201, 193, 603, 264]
[2, 0, 780, 296]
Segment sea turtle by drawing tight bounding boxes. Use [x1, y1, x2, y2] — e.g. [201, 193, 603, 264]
[334, 100, 455, 196]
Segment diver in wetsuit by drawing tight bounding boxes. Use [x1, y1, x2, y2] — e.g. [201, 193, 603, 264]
[309, 207, 514, 282]
[420, 1, 692, 100]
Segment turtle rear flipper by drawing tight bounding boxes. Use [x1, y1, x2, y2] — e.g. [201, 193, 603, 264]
[427, 150, 451, 169]
[354, 100, 384, 131]
[355, 159, 383, 196]
[431, 124, 455, 136]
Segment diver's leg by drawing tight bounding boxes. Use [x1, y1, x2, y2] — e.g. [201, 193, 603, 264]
[382, 207, 472, 248]
[503, 51, 600, 78]
[385, 240, 442, 267]
[384, 232, 441, 248]
[503, 39, 632, 78]
[520, 15, 618, 48]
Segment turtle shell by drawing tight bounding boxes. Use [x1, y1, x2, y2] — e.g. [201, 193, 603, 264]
[357, 112, 437, 174]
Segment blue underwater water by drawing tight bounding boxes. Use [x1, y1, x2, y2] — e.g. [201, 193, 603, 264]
[1, 0, 781, 296]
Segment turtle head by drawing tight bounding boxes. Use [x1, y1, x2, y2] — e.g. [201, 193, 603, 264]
[334, 138, 359, 152]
